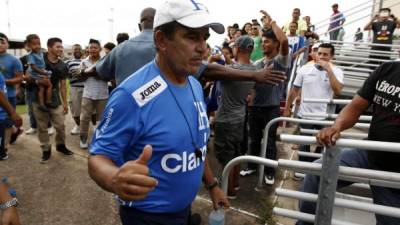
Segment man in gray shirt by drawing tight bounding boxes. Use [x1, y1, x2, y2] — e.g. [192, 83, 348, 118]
[96, 8, 156, 85]
[214, 35, 256, 199]
[240, 11, 289, 186]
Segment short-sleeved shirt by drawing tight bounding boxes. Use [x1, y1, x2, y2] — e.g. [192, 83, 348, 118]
[371, 19, 397, 45]
[0, 53, 23, 97]
[32, 53, 68, 106]
[90, 60, 210, 213]
[96, 29, 156, 85]
[357, 61, 400, 172]
[0, 72, 8, 120]
[81, 58, 108, 100]
[288, 35, 305, 55]
[283, 19, 308, 35]
[216, 63, 255, 123]
[65, 58, 84, 87]
[252, 54, 290, 107]
[250, 36, 264, 62]
[293, 63, 344, 119]
[329, 12, 345, 29]
[27, 51, 46, 79]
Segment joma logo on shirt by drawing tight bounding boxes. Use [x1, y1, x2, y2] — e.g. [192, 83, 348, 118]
[140, 81, 161, 100]
[132, 75, 167, 107]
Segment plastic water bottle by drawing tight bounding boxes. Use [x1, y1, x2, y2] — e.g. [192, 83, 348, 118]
[208, 209, 225, 225]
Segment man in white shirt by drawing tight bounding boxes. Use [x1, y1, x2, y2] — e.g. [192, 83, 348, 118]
[284, 43, 343, 162]
[79, 39, 109, 149]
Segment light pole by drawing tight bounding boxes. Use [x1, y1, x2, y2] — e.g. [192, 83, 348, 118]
[108, 7, 114, 42]
[5, 0, 11, 35]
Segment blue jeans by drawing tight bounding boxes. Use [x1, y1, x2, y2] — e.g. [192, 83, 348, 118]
[297, 149, 400, 225]
[25, 89, 37, 129]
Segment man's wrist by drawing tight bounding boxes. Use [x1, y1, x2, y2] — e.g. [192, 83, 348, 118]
[0, 198, 18, 210]
[0, 184, 12, 204]
[205, 177, 219, 191]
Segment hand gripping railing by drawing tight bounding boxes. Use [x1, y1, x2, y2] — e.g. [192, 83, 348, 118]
[256, 117, 369, 188]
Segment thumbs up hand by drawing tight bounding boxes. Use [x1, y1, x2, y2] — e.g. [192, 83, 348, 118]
[111, 145, 158, 201]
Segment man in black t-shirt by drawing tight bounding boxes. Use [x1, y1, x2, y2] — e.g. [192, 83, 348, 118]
[29, 38, 73, 163]
[364, 8, 400, 66]
[296, 61, 400, 225]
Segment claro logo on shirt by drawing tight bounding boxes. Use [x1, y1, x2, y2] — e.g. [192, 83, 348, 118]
[132, 76, 167, 107]
[161, 147, 207, 173]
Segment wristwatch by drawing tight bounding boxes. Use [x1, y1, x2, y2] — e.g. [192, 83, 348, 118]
[206, 178, 219, 191]
[0, 198, 18, 210]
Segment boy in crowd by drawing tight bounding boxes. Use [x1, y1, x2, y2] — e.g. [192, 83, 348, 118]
[214, 35, 256, 198]
[26, 34, 53, 111]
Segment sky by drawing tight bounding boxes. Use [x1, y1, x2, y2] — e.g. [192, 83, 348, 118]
[0, 0, 373, 48]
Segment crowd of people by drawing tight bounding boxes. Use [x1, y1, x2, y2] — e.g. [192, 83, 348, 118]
[0, 0, 400, 224]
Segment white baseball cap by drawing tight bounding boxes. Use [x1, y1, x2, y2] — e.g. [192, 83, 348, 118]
[154, 0, 225, 34]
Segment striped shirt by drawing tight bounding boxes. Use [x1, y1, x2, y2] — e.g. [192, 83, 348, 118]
[81, 57, 109, 100]
[65, 58, 84, 87]
[252, 55, 289, 107]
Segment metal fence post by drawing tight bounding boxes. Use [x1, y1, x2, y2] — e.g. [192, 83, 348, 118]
[314, 146, 341, 225]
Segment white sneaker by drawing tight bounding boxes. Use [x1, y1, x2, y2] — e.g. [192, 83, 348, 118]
[240, 168, 256, 177]
[265, 175, 275, 185]
[48, 127, 55, 135]
[70, 125, 80, 135]
[80, 139, 88, 149]
[25, 128, 37, 135]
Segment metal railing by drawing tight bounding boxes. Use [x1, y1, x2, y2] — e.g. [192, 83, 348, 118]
[256, 117, 369, 188]
[276, 134, 400, 225]
[300, 113, 372, 122]
[303, 98, 351, 105]
[221, 135, 400, 225]
[299, 128, 368, 139]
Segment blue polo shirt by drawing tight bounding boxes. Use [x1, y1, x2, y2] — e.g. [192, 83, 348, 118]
[0, 53, 23, 97]
[90, 60, 210, 213]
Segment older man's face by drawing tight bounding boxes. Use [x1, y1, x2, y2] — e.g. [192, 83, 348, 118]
[163, 25, 210, 76]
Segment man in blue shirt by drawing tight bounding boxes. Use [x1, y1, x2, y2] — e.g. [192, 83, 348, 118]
[89, 1, 229, 224]
[0, 72, 22, 160]
[0, 33, 23, 149]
